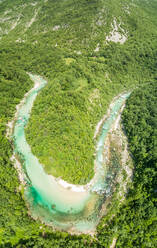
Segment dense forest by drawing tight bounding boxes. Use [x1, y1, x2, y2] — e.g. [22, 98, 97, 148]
[0, 0, 157, 247]
[24, 0, 157, 184]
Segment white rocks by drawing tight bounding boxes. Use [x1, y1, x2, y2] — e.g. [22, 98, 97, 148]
[16, 38, 25, 43]
[52, 25, 60, 31]
[10, 15, 21, 31]
[26, 9, 39, 29]
[75, 50, 82, 55]
[106, 18, 127, 44]
[57, 179, 86, 192]
[94, 43, 100, 52]
[30, 2, 37, 6]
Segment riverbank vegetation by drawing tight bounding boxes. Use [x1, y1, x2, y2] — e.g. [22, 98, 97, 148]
[24, 0, 157, 184]
[96, 82, 157, 247]
[0, 0, 157, 246]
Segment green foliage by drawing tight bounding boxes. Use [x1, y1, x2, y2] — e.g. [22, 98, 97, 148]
[94, 82, 157, 248]
[98, 82, 157, 248]
[19, 0, 157, 184]
[117, 82, 157, 247]
[0, 0, 157, 247]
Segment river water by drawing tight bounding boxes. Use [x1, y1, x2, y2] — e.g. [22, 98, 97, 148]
[13, 74, 130, 233]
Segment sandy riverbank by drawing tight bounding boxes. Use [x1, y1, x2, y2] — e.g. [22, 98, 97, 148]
[55, 93, 129, 193]
[6, 73, 130, 195]
[6, 74, 45, 186]
[6, 73, 133, 234]
[6, 73, 41, 138]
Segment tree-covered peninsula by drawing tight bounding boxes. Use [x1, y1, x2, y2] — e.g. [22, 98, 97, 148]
[0, 0, 157, 247]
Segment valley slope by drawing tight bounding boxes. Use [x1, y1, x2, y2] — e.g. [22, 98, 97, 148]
[0, 0, 157, 247]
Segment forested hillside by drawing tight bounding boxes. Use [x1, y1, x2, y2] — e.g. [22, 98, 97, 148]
[0, 0, 157, 247]
[115, 82, 157, 247]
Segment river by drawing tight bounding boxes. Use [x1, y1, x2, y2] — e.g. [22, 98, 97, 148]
[12, 74, 130, 234]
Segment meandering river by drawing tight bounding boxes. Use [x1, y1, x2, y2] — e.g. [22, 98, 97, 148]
[12, 74, 130, 233]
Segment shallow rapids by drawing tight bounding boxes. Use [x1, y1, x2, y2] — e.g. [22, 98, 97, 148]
[12, 74, 130, 233]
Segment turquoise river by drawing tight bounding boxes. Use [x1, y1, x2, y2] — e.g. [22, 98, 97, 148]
[12, 74, 130, 234]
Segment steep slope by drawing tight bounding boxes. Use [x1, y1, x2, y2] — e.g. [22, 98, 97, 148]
[23, 0, 157, 184]
[0, 0, 157, 246]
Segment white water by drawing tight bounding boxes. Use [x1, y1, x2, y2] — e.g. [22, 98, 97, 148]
[12, 74, 130, 233]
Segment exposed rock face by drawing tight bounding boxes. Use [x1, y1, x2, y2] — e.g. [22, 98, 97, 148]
[106, 19, 127, 44]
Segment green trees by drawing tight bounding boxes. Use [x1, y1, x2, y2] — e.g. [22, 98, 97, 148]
[94, 82, 157, 248]
[116, 82, 157, 247]
[0, 0, 157, 246]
